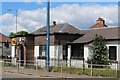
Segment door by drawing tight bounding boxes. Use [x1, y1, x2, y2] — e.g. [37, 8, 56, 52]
[20, 45, 24, 66]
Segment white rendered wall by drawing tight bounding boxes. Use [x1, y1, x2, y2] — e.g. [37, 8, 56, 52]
[34, 45, 63, 67]
[57, 45, 63, 60]
[67, 45, 71, 67]
[84, 45, 90, 61]
[83, 41, 120, 69]
[11, 46, 16, 65]
[54, 45, 63, 60]
[37, 59, 45, 67]
[11, 46, 15, 58]
[34, 45, 63, 59]
[68, 45, 71, 60]
[34, 46, 39, 58]
[70, 59, 83, 68]
[118, 43, 120, 61]
[84, 41, 120, 62]
[50, 46, 55, 59]
[106, 41, 119, 61]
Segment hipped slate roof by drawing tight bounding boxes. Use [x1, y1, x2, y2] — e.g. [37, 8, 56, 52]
[73, 27, 120, 44]
[31, 23, 81, 35]
[0, 33, 11, 42]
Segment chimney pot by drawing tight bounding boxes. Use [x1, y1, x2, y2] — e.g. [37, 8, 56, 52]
[53, 21, 56, 26]
[96, 17, 105, 25]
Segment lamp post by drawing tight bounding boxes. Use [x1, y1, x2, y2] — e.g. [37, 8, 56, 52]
[7, 9, 18, 67]
[15, 10, 18, 33]
[7, 9, 18, 33]
[46, 0, 50, 72]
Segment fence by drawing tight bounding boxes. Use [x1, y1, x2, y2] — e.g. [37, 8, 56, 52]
[1, 59, 120, 78]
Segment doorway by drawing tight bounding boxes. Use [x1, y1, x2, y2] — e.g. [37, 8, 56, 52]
[19, 45, 24, 66]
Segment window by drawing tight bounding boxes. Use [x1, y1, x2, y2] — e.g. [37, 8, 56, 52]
[71, 44, 84, 60]
[39, 45, 46, 57]
[63, 45, 67, 60]
[109, 46, 117, 60]
[4, 41, 9, 48]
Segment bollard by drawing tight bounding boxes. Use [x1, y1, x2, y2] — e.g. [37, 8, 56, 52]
[61, 60, 63, 78]
[17, 61, 18, 73]
[90, 63, 93, 76]
[3, 60, 4, 72]
[36, 61, 38, 77]
[117, 61, 120, 78]
[17, 60, 20, 73]
[116, 62, 117, 78]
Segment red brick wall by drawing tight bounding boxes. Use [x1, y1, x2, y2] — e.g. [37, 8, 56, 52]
[55, 34, 81, 45]
[25, 36, 34, 61]
[34, 35, 55, 46]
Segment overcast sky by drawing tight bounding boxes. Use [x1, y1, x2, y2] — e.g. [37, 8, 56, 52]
[0, 0, 119, 35]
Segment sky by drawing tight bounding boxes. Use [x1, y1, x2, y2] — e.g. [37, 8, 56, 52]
[0, 0, 120, 35]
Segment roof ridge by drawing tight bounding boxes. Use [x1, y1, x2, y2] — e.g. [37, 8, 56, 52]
[67, 23, 81, 30]
[0, 33, 9, 38]
[31, 22, 82, 34]
[82, 26, 119, 31]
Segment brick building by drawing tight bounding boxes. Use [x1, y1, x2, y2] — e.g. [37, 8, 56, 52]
[12, 22, 82, 66]
[12, 18, 120, 69]
[0, 33, 11, 58]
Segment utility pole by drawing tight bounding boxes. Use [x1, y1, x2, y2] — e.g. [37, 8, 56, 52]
[7, 9, 18, 33]
[46, 0, 50, 72]
[15, 10, 18, 33]
[7, 9, 18, 67]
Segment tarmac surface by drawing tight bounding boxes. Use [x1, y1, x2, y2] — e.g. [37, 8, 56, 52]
[1, 67, 92, 78]
[0, 67, 119, 80]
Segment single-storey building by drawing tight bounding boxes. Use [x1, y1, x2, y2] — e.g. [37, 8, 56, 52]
[67, 18, 120, 68]
[11, 18, 120, 69]
[12, 22, 83, 66]
[0, 33, 11, 58]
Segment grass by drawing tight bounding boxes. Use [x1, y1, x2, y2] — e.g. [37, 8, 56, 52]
[92, 68, 117, 77]
[2, 60, 119, 78]
[0, 62, 2, 68]
[117, 70, 120, 78]
[50, 66, 118, 77]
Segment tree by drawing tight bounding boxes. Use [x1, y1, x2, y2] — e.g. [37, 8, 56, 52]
[87, 34, 109, 65]
[8, 32, 16, 38]
[8, 31, 28, 38]
[16, 31, 28, 35]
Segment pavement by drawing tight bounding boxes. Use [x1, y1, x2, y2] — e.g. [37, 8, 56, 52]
[0, 60, 119, 80]
[1, 67, 119, 80]
[2, 67, 92, 78]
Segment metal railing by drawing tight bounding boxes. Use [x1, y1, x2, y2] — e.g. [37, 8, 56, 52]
[1, 59, 120, 78]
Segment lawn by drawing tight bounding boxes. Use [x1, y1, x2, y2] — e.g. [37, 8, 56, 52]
[50, 66, 118, 77]
[2, 60, 119, 78]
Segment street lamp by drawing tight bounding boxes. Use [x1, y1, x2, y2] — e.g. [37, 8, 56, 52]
[7, 9, 18, 67]
[7, 9, 18, 33]
[46, 0, 50, 72]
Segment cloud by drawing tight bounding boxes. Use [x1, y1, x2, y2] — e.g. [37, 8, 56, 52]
[37, 0, 42, 5]
[51, 4, 118, 28]
[23, 0, 32, 3]
[1, 3, 118, 35]
[1, 0, 120, 2]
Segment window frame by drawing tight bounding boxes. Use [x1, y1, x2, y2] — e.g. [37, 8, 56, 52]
[109, 46, 117, 61]
[38, 45, 46, 59]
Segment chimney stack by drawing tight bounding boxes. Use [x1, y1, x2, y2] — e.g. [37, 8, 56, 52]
[53, 21, 56, 26]
[96, 17, 105, 25]
[90, 17, 107, 29]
